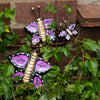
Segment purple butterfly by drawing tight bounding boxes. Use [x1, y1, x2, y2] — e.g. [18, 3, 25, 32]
[59, 24, 78, 40]
[25, 6, 56, 45]
[8, 52, 51, 88]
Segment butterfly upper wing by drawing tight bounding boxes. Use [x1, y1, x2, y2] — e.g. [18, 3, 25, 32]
[8, 52, 30, 69]
[34, 57, 51, 74]
[26, 19, 53, 34]
[43, 19, 53, 29]
[26, 22, 38, 34]
[59, 31, 67, 37]
[68, 24, 76, 31]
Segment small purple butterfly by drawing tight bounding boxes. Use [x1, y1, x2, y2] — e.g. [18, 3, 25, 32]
[59, 24, 78, 40]
[8, 52, 51, 88]
[25, 6, 56, 45]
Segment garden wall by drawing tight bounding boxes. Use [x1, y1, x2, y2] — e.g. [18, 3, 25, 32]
[0, 0, 77, 38]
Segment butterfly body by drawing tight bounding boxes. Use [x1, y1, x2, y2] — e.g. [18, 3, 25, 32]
[23, 52, 37, 83]
[37, 18, 46, 42]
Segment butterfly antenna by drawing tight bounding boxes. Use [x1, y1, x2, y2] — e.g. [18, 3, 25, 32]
[37, 5, 40, 18]
[64, 20, 67, 28]
[32, 7, 38, 18]
[59, 23, 62, 31]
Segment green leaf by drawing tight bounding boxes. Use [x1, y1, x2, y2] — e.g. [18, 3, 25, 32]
[54, 53, 62, 61]
[47, 70, 61, 78]
[45, 3, 56, 14]
[3, 39, 17, 45]
[98, 40, 100, 48]
[92, 78, 100, 92]
[36, 87, 41, 95]
[84, 52, 90, 59]
[2, 83, 10, 100]
[45, 7, 48, 13]
[67, 84, 75, 92]
[49, 94, 56, 100]
[96, 71, 100, 77]
[5, 63, 14, 77]
[84, 89, 93, 98]
[39, 93, 48, 100]
[87, 59, 98, 76]
[75, 84, 84, 94]
[16, 87, 24, 95]
[82, 39, 99, 52]
[4, 8, 15, 20]
[0, 25, 4, 34]
[51, 65, 60, 71]
[13, 76, 22, 81]
[65, 65, 73, 72]
[66, 5, 72, 15]
[55, 84, 63, 99]
[17, 44, 32, 53]
[47, 3, 51, 7]
[4, 34, 15, 40]
[83, 82, 94, 88]
[63, 4, 67, 8]
[0, 11, 4, 18]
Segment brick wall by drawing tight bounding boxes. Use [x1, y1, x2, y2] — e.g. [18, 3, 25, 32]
[0, 0, 77, 37]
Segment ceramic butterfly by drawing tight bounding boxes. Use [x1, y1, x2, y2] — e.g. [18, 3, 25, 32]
[58, 24, 78, 40]
[8, 52, 51, 88]
[25, 6, 56, 45]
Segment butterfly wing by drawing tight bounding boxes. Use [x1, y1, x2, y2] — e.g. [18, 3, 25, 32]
[68, 24, 76, 31]
[31, 72, 42, 88]
[59, 31, 67, 37]
[72, 30, 78, 35]
[43, 19, 53, 29]
[25, 22, 38, 33]
[45, 30, 56, 41]
[65, 34, 71, 40]
[31, 34, 40, 45]
[11, 69, 25, 83]
[34, 57, 51, 74]
[8, 52, 30, 69]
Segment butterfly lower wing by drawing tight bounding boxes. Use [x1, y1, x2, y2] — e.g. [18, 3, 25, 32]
[12, 69, 25, 83]
[65, 34, 71, 40]
[72, 30, 78, 35]
[45, 30, 56, 41]
[31, 34, 40, 45]
[30, 72, 42, 88]
[25, 22, 38, 33]
[8, 52, 30, 69]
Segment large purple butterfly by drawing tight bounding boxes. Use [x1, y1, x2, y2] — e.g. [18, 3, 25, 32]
[58, 24, 78, 40]
[25, 6, 56, 45]
[8, 52, 51, 88]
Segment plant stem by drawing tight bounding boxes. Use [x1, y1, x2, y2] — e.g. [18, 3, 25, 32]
[68, 51, 81, 65]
